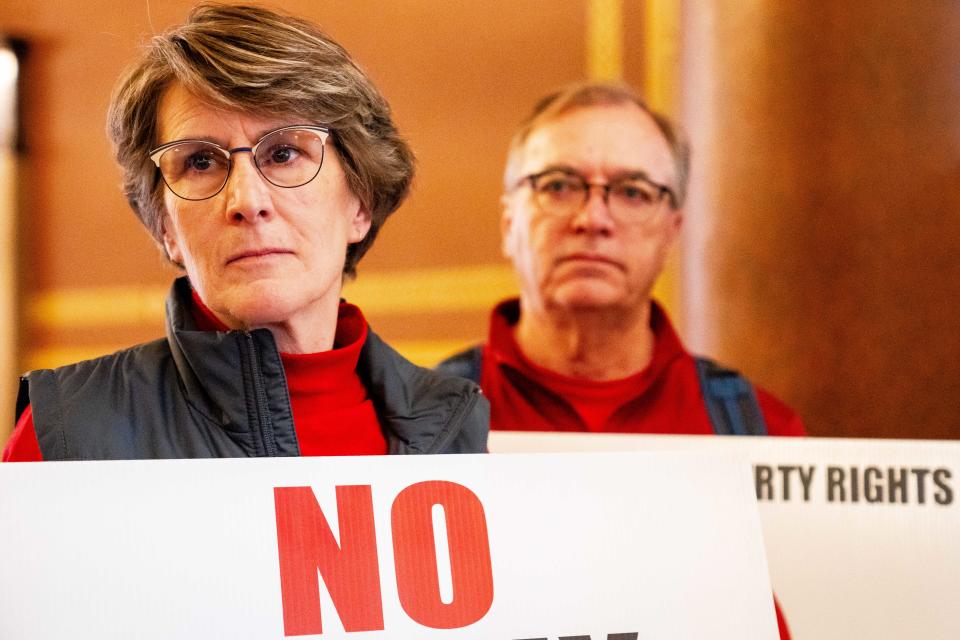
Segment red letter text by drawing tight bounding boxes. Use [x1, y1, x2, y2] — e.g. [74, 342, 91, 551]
[274, 486, 383, 636]
[391, 480, 494, 629]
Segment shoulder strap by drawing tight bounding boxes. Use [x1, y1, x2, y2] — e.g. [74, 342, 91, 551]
[694, 357, 768, 436]
[434, 345, 484, 383]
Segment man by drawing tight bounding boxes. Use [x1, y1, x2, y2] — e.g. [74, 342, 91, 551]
[437, 81, 802, 638]
[439, 81, 803, 438]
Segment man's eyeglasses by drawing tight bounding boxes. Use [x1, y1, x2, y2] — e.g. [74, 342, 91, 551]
[149, 125, 331, 201]
[517, 169, 677, 220]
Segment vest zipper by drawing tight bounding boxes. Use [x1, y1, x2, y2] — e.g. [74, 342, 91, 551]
[243, 332, 277, 457]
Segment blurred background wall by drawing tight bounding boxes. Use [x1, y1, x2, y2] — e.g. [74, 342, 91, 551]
[0, 0, 957, 445]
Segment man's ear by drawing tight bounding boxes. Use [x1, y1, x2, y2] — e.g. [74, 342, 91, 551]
[161, 214, 185, 267]
[668, 207, 684, 239]
[500, 193, 515, 259]
[348, 203, 373, 244]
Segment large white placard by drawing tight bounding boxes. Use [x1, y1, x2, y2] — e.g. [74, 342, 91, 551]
[489, 433, 960, 640]
[0, 453, 778, 640]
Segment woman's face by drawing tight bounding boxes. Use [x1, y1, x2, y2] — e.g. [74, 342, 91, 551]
[157, 83, 371, 350]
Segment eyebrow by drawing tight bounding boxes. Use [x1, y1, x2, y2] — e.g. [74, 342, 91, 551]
[156, 124, 297, 148]
[155, 133, 227, 148]
[536, 164, 661, 183]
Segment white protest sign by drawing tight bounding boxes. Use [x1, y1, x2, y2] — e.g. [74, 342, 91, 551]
[0, 453, 778, 640]
[489, 433, 960, 640]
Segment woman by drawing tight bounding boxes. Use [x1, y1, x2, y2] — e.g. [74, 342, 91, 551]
[3, 3, 488, 460]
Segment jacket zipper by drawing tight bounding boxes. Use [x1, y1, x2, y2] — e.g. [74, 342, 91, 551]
[243, 332, 277, 457]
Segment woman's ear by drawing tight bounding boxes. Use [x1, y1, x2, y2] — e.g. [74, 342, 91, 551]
[348, 203, 373, 243]
[161, 214, 185, 268]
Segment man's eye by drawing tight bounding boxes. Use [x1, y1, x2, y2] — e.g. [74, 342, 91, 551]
[538, 177, 581, 195]
[615, 183, 656, 204]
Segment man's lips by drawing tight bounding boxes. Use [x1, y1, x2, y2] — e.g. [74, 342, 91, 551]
[555, 253, 624, 270]
[225, 248, 295, 265]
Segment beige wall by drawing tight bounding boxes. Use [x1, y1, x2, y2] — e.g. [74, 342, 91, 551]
[1, 1, 958, 446]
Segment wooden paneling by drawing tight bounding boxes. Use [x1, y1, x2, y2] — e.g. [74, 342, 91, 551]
[680, 2, 960, 438]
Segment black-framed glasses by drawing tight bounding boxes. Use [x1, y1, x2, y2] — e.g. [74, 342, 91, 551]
[149, 125, 331, 201]
[517, 168, 677, 220]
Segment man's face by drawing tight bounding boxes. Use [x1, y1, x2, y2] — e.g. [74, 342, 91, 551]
[502, 103, 682, 317]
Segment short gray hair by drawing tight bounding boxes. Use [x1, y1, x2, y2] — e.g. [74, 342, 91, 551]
[107, 3, 415, 276]
[504, 81, 690, 208]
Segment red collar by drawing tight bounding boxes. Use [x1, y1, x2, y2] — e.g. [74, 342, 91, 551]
[189, 288, 369, 397]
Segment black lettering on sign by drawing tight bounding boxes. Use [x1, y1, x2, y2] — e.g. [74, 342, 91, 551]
[514, 634, 638, 640]
[777, 465, 798, 500]
[849, 465, 860, 502]
[888, 467, 908, 504]
[864, 466, 884, 503]
[912, 468, 931, 504]
[798, 465, 815, 501]
[934, 469, 954, 505]
[753, 464, 816, 502]
[822, 465, 955, 505]
[827, 466, 846, 502]
[755, 465, 773, 501]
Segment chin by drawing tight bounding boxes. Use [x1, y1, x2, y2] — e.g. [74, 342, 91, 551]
[217, 283, 310, 328]
[549, 279, 630, 310]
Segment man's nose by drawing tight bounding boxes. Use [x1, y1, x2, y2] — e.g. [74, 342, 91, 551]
[224, 151, 272, 223]
[570, 183, 615, 234]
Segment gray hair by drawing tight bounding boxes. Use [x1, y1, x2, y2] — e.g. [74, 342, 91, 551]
[504, 80, 689, 208]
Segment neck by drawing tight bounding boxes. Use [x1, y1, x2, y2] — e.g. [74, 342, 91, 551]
[256, 296, 342, 354]
[514, 299, 655, 381]
[192, 287, 342, 354]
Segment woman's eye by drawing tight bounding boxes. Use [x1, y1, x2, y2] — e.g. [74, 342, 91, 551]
[187, 152, 217, 172]
[266, 146, 299, 165]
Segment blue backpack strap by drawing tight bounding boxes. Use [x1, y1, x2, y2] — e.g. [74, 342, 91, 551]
[434, 345, 484, 383]
[694, 357, 768, 436]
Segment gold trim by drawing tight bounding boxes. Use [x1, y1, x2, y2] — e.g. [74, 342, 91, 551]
[643, 0, 681, 114]
[29, 285, 169, 330]
[587, 0, 624, 80]
[26, 345, 130, 371]
[644, 0, 683, 317]
[28, 263, 518, 330]
[343, 264, 516, 315]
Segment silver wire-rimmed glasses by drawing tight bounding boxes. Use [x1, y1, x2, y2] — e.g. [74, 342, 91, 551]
[149, 125, 331, 201]
[517, 168, 677, 220]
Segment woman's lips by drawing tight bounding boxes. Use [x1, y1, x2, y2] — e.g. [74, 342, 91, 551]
[226, 249, 294, 265]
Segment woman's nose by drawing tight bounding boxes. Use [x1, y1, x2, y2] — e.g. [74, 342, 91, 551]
[223, 152, 273, 223]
